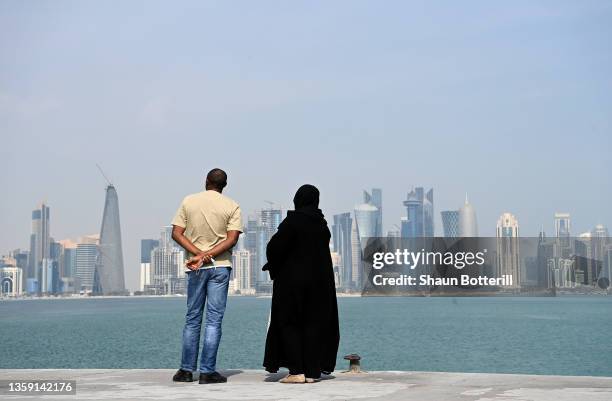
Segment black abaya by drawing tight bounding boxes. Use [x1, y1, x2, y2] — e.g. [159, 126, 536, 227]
[262, 185, 340, 378]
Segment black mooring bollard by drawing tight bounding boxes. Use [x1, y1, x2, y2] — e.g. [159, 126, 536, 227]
[343, 354, 362, 373]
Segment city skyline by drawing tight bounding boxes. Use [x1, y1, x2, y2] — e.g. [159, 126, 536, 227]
[1, 185, 610, 293]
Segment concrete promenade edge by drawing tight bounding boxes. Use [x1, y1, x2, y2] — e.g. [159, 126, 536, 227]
[0, 369, 611, 401]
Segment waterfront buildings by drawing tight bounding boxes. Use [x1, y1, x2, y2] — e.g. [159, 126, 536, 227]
[0, 266, 23, 297]
[148, 226, 185, 295]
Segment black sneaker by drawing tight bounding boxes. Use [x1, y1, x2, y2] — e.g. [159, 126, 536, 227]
[199, 371, 227, 384]
[172, 369, 193, 382]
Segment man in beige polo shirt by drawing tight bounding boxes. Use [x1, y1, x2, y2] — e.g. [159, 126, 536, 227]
[170, 168, 242, 384]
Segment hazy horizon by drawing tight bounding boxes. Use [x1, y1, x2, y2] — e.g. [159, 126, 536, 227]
[2, 1, 611, 290]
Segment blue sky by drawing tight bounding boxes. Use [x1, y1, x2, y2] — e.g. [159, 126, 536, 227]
[1, 1, 611, 290]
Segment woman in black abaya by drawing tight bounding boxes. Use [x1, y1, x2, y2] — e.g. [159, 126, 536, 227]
[262, 184, 340, 383]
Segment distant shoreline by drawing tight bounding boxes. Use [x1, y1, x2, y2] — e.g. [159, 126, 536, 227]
[1, 292, 608, 302]
[0, 293, 364, 302]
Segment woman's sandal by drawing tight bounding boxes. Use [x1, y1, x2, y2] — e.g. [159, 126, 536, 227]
[279, 374, 305, 383]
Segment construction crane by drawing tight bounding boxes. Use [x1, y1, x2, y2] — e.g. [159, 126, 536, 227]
[96, 163, 113, 186]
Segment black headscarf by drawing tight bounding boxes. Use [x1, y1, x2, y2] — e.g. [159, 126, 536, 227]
[293, 184, 320, 210]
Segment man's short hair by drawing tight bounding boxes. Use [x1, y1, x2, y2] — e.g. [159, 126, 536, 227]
[206, 168, 227, 190]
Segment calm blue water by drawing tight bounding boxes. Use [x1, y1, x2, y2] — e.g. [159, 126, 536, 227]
[1, 296, 610, 376]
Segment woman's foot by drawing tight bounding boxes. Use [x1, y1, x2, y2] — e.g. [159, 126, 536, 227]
[279, 374, 305, 383]
[305, 377, 320, 383]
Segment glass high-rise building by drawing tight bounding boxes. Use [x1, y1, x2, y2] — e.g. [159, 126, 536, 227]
[332, 212, 353, 290]
[364, 188, 383, 237]
[150, 227, 184, 295]
[94, 184, 126, 295]
[141, 239, 159, 264]
[28, 203, 50, 290]
[76, 242, 98, 293]
[62, 247, 76, 278]
[244, 207, 284, 293]
[139, 239, 159, 292]
[401, 187, 434, 238]
[260, 209, 283, 237]
[441, 210, 459, 238]
[354, 203, 378, 243]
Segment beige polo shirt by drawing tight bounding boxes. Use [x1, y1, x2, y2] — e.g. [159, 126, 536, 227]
[171, 190, 242, 267]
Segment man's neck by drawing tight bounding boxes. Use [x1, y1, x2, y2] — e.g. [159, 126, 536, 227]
[205, 187, 222, 194]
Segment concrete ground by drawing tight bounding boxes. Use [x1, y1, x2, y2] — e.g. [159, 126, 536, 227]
[0, 369, 611, 401]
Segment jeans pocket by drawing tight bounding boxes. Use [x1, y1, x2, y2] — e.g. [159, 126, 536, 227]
[212, 267, 230, 283]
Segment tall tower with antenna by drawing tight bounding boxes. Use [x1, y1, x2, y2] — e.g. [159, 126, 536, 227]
[94, 165, 126, 294]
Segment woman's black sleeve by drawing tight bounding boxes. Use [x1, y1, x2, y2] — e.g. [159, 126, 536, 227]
[262, 220, 294, 279]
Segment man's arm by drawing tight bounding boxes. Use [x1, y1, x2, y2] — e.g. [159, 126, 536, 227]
[172, 225, 212, 270]
[185, 231, 241, 269]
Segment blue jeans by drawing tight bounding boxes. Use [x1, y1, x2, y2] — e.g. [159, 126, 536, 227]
[180, 267, 231, 374]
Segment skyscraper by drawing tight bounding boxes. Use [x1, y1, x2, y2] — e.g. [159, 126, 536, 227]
[94, 184, 126, 295]
[61, 246, 76, 293]
[554, 213, 571, 238]
[231, 249, 253, 294]
[441, 210, 459, 238]
[28, 203, 50, 292]
[351, 218, 361, 289]
[364, 188, 383, 237]
[244, 216, 262, 289]
[76, 240, 98, 293]
[332, 212, 353, 290]
[245, 207, 283, 293]
[57, 239, 77, 278]
[353, 202, 379, 290]
[140, 239, 159, 292]
[458, 195, 478, 237]
[496, 212, 520, 288]
[260, 208, 283, 238]
[354, 203, 379, 244]
[591, 224, 609, 270]
[401, 187, 434, 238]
[150, 226, 185, 295]
[141, 239, 159, 264]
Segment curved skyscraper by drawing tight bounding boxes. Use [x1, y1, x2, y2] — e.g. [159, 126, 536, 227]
[353, 203, 379, 290]
[441, 210, 459, 238]
[95, 184, 126, 294]
[354, 203, 379, 246]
